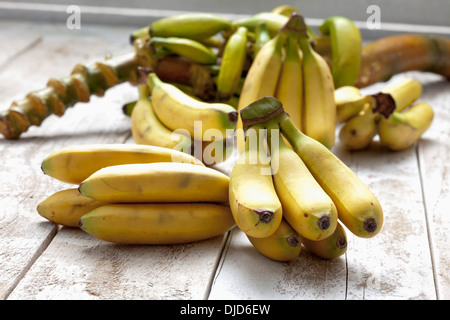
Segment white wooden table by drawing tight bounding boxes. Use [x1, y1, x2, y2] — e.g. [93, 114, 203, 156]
[0, 19, 449, 301]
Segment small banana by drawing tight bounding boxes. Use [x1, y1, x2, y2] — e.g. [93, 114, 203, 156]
[269, 128, 338, 241]
[301, 221, 348, 259]
[131, 83, 193, 152]
[37, 188, 106, 228]
[79, 162, 230, 204]
[229, 125, 282, 238]
[251, 22, 271, 59]
[247, 218, 301, 262]
[376, 102, 434, 151]
[233, 12, 288, 37]
[279, 112, 383, 238]
[338, 103, 377, 151]
[41, 142, 203, 185]
[334, 86, 375, 123]
[150, 13, 232, 41]
[318, 16, 362, 88]
[299, 26, 336, 149]
[275, 36, 303, 131]
[216, 26, 248, 101]
[379, 77, 423, 113]
[150, 36, 217, 65]
[79, 203, 235, 245]
[147, 72, 238, 141]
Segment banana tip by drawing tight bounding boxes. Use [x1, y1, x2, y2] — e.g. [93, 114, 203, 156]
[287, 234, 300, 247]
[337, 236, 347, 249]
[364, 217, 378, 233]
[317, 215, 331, 230]
[257, 210, 274, 224]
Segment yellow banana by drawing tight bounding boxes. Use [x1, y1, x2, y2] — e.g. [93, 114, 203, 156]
[270, 4, 301, 17]
[338, 103, 377, 150]
[269, 128, 337, 241]
[150, 37, 217, 65]
[131, 83, 193, 152]
[275, 36, 303, 131]
[37, 188, 106, 228]
[147, 72, 238, 141]
[216, 26, 248, 101]
[279, 112, 383, 238]
[236, 15, 295, 152]
[229, 124, 282, 238]
[301, 221, 348, 259]
[41, 142, 203, 185]
[247, 218, 301, 262]
[380, 77, 422, 113]
[79, 162, 229, 203]
[334, 86, 375, 123]
[299, 28, 336, 149]
[376, 102, 434, 151]
[150, 13, 232, 41]
[79, 203, 235, 245]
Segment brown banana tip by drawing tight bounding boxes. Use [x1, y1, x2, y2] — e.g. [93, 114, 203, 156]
[256, 210, 274, 224]
[78, 218, 83, 229]
[372, 92, 396, 118]
[364, 217, 378, 233]
[137, 66, 154, 84]
[229, 111, 238, 123]
[336, 236, 347, 249]
[317, 215, 331, 230]
[287, 234, 300, 247]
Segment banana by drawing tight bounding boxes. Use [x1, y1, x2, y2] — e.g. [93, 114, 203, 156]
[79, 203, 235, 245]
[37, 188, 106, 228]
[379, 77, 423, 113]
[150, 37, 217, 65]
[279, 112, 383, 238]
[275, 36, 303, 131]
[236, 14, 298, 152]
[334, 86, 375, 123]
[301, 221, 347, 259]
[147, 72, 238, 141]
[131, 83, 193, 152]
[233, 12, 288, 37]
[338, 103, 377, 151]
[150, 13, 232, 41]
[229, 124, 282, 238]
[78, 162, 230, 203]
[251, 22, 271, 59]
[41, 142, 203, 185]
[269, 127, 338, 241]
[270, 4, 301, 17]
[318, 16, 362, 88]
[376, 102, 434, 151]
[247, 218, 301, 262]
[299, 29, 336, 149]
[216, 26, 248, 101]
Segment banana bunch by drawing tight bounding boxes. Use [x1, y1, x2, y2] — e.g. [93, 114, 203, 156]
[229, 97, 382, 262]
[337, 77, 434, 151]
[37, 143, 235, 244]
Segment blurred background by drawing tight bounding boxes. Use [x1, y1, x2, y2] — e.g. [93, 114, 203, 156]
[0, 0, 449, 40]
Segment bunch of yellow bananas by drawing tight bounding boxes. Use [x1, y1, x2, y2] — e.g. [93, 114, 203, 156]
[37, 144, 235, 244]
[336, 77, 434, 151]
[229, 97, 383, 261]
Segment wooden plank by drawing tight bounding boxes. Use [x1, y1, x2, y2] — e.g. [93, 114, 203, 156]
[416, 73, 450, 300]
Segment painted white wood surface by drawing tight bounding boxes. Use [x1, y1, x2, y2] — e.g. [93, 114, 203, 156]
[0, 20, 449, 300]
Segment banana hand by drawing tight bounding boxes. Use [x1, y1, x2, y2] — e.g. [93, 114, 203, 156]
[37, 188, 106, 227]
[318, 16, 362, 88]
[79, 162, 230, 204]
[79, 203, 235, 245]
[150, 13, 232, 41]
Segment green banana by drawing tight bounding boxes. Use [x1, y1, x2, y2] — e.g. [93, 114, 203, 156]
[251, 22, 271, 59]
[216, 26, 248, 100]
[233, 12, 289, 37]
[150, 13, 232, 40]
[150, 36, 217, 65]
[318, 16, 362, 88]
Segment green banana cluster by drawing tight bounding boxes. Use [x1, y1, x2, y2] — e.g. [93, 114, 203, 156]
[336, 77, 434, 151]
[230, 96, 384, 261]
